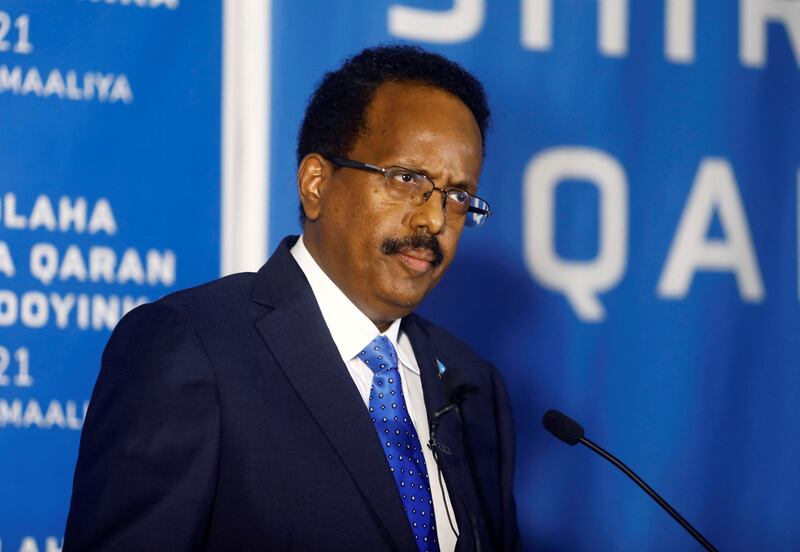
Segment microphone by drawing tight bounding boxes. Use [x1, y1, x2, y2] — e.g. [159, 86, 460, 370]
[542, 409, 717, 552]
[542, 408, 583, 445]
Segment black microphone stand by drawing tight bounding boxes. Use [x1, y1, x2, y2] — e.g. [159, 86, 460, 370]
[579, 436, 717, 552]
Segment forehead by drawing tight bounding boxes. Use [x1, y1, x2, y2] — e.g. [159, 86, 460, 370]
[349, 81, 483, 179]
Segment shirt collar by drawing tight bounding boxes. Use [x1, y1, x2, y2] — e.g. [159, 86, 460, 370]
[290, 235, 415, 372]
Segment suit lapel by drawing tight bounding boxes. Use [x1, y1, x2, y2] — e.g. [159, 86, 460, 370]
[251, 238, 416, 551]
[402, 316, 491, 550]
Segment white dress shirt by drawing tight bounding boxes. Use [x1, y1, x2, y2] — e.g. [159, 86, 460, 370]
[291, 235, 458, 551]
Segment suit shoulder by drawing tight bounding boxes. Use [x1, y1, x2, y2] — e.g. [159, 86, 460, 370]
[157, 272, 257, 311]
[407, 313, 494, 372]
[113, 272, 257, 336]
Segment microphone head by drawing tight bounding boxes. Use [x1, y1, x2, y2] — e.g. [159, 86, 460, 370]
[542, 409, 585, 446]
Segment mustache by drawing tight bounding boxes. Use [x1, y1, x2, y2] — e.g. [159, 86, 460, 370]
[381, 233, 444, 268]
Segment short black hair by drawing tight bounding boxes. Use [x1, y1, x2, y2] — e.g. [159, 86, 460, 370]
[297, 44, 491, 166]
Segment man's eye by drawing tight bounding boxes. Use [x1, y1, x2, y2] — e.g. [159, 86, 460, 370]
[392, 171, 418, 184]
[448, 190, 469, 204]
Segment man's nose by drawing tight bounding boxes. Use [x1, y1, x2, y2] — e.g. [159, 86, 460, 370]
[409, 189, 447, 234]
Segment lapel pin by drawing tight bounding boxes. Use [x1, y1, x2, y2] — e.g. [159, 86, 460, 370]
[435, 358, 446, 378]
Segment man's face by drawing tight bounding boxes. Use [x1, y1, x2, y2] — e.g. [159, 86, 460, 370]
[301, 81, 483, 328]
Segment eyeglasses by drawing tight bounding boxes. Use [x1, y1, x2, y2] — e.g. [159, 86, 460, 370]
[329, 157, 491, 227]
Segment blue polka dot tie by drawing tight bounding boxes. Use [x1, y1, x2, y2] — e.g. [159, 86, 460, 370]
[359, 335, 439, 552]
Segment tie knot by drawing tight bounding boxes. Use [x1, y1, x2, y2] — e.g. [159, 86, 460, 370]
[359, 335, 398, 374]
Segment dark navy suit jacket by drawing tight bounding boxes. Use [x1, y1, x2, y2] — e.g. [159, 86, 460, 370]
[64, 236, 519, 551]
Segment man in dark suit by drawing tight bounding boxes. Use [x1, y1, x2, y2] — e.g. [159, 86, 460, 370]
[64, 45, 519, 551]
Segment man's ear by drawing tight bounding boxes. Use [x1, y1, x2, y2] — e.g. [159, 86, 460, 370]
[297, 153, 330, 221]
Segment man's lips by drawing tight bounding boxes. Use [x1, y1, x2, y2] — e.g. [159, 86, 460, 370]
[395, 249, 435, 273]
[399, 248, 436, 262]
[381, 234, 444, 270]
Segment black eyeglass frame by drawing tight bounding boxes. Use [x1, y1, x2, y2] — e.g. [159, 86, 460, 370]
[328, 156, 491, 227]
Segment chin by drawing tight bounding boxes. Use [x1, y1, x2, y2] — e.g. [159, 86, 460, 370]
[377, 287, 430, 318]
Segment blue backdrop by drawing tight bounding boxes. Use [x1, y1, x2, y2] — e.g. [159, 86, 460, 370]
[2, 1, 799, 550]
